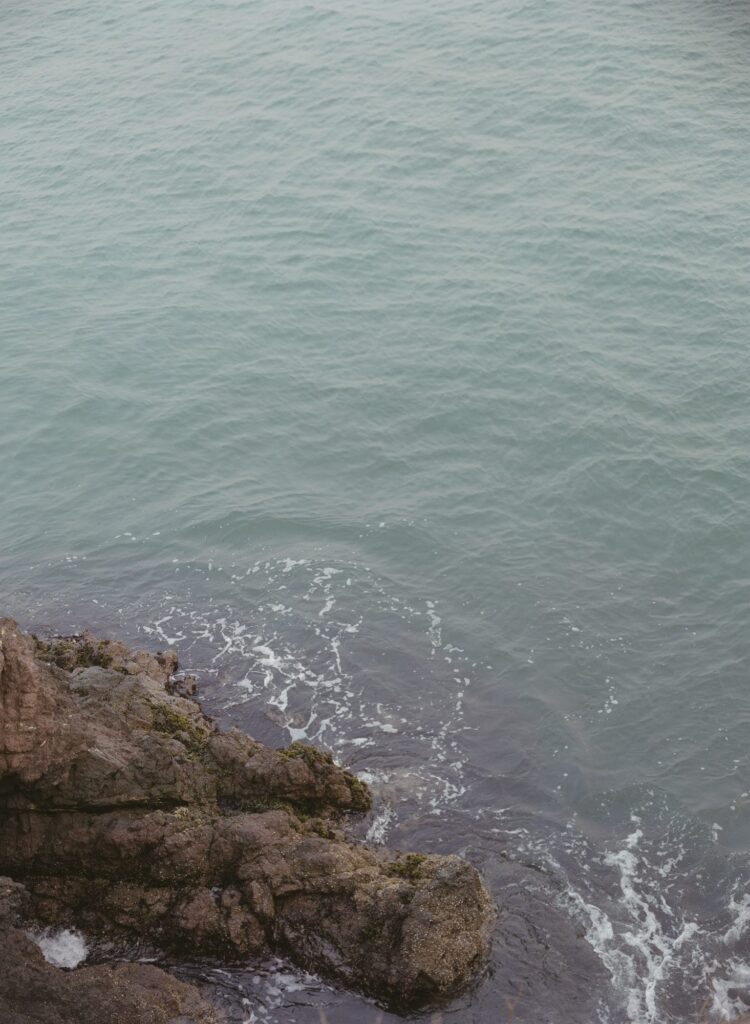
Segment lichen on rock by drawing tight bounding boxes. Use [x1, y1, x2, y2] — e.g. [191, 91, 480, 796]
[0, 616, 496, 1017]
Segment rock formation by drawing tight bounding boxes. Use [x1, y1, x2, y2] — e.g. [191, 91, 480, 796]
[0, 617, 495, 1019]
[0, 875, 222, 1024]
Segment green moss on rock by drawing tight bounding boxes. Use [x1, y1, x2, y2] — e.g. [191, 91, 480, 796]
[279, 741, 335, 767]
[34, 635, 115, 671]
[386, 854, 428, 881]
[346, 773, 371, 812]
[150, 703, 210, 756]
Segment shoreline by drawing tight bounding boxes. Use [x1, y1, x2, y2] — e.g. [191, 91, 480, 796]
[0, 618, 495, 1022]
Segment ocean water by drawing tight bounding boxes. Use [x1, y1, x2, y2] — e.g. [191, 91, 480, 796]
[3, 0, 750, 1020]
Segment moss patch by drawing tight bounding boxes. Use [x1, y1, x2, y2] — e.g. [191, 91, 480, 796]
[35, 635, 115, 671]
[279, 741, 335, 768]
[386, 854, 428, 881]
[150, 703, 210, 757]
[309, 817, 336, 839]
[346, 773, 372, 812]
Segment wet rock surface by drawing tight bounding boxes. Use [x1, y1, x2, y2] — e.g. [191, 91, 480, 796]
[0, 876, 223, 1024]
[0, 618, 495, 1018]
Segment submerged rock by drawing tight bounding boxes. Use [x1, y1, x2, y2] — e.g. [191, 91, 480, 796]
[0, 617, 495, 1015]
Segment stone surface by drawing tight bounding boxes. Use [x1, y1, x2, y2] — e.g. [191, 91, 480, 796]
[0, 617, 496, 1013]
[0, 876, 222, 1024]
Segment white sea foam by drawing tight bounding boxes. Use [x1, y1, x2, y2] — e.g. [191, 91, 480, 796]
[724, 893, 750, 946]
[561, 818, 700, 1024]
[218, 956, 331, 1023]
[366, 805, 395, 844]
[30, 927, 89, 969]
[152, 558, 473, 806]
[710, 962, 750, 1020]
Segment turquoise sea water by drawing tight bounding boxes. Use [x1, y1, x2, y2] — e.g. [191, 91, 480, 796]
[4, 0, 750, 1020]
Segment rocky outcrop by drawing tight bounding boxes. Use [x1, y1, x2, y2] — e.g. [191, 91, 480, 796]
[0, 618, 495, 1016]
[0, 876, 222, 1024]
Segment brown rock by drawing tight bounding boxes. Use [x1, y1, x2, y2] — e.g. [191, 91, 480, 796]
[1, 928, 223, 1024]
[0, 876, 222, 1024]
[0, 617, 496, 1012]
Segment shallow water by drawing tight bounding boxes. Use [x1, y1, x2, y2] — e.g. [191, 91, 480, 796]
[3, 0, 750, 1020]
